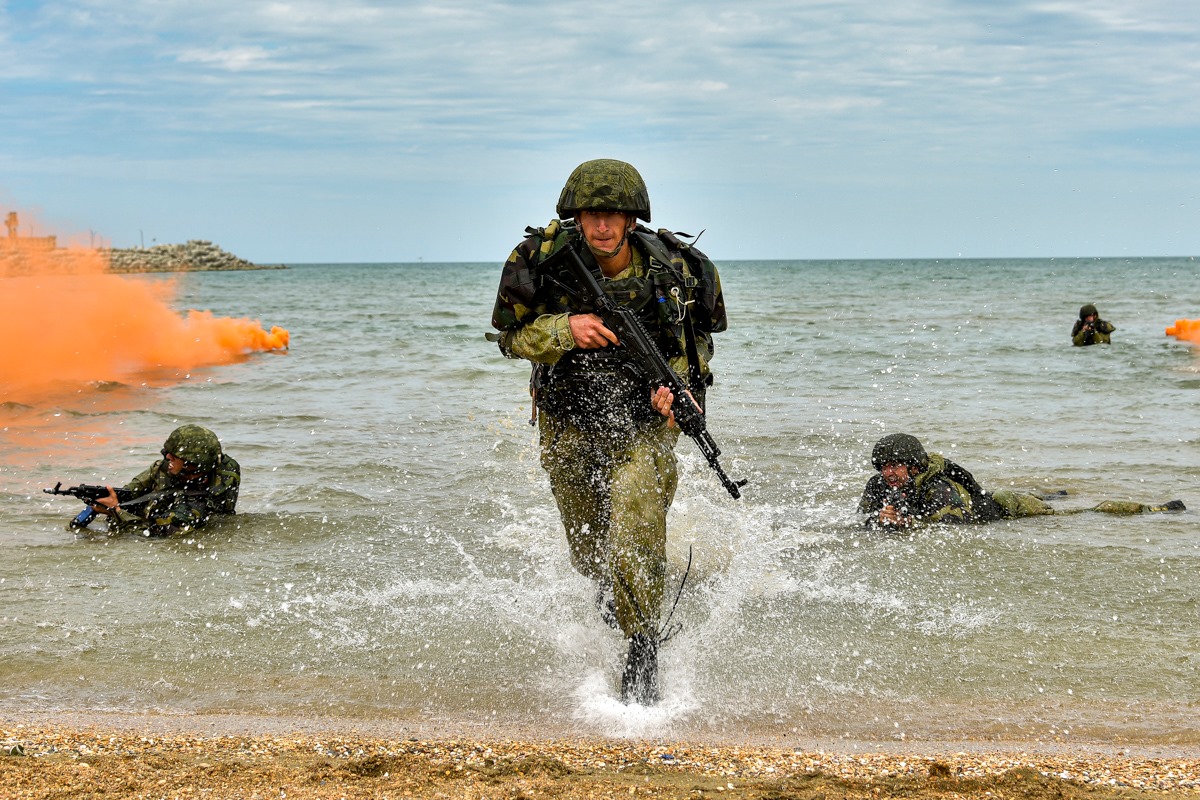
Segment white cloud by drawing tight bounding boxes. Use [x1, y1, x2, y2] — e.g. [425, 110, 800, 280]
[176, 46, 275, 71]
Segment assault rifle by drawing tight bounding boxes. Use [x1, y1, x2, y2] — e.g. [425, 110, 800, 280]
[553, 242, 747, 499]
[877, 486, 919, 529]
[44, 482, 148, 530]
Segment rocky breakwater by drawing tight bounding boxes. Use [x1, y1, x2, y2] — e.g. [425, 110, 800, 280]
[107, 240, 285, 273]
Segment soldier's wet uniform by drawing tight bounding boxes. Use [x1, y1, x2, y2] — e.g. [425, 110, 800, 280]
[859, 433, 1184, 530]
[101, 424, 240, 536]
[1072, 303, 1116, 346]
[489, 159, 728, 704]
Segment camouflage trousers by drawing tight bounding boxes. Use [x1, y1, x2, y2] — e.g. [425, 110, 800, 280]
[992, 489, 1167, 517]
[538, 412, 680, 639]
[991, 490, 1055, 518]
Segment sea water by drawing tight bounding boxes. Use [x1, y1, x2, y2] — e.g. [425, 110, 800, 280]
[1, 256, 1198, 744]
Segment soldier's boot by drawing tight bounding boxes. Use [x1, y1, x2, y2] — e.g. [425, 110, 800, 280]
[620, 633, 660, 706]
[1094, 499, 1186, 515]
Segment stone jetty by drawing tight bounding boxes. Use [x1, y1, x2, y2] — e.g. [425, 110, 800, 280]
[3, 211, 284, 273]
[106, 240, 285, 273]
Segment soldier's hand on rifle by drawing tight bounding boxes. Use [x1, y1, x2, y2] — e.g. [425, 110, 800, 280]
[91, 486, 120, 515]
[879, 504, 909, 528]
[568, 313, 620, 349]
[651, 385, 702, 429]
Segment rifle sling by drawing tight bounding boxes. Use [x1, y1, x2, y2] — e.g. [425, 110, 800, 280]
[121, 488, 207, 508]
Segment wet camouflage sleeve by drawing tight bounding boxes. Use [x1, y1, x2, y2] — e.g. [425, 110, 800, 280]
[490, 228, 577, 365]
[123, 461, 164, 498]
[644, 230, 726, 381]
[111, 488, 208, 535]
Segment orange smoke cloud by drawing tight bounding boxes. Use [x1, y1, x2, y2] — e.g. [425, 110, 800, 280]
[0, 236, 288, 403]
[1165, 319, 1200, 345]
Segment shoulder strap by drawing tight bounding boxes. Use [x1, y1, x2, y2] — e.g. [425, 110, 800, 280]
[655, 227, 711, 264]
[631, 226, 708, 394]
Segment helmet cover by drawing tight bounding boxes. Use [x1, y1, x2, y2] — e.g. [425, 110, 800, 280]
[871, 433, 930, 472]
[556, 159, 651, 222]
[162, 425, 223, 473]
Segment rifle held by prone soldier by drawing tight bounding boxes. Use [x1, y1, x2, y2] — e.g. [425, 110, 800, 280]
[44, 482, 141, 529]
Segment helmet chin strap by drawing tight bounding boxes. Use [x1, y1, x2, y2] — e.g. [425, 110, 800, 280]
[586, 235, 626, 260]
[582, 222, 634, 261]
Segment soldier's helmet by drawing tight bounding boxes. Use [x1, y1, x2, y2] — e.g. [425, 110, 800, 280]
[871, 433, 930, 472]
[162, 425, 223, 473]
[556, 159, 651, 222]
[1079, 303, 1098, 319]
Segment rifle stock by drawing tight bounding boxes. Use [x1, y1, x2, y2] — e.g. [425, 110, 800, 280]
[557, 244, 747, 499]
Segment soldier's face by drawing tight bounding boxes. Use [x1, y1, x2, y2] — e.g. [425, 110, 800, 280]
[881, 462, 914, 488]
[577, 210, 632, 254]
[163, 451, 204, 479]
[163, 451, 187, 475]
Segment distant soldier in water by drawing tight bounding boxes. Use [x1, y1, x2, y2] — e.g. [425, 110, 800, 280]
[88, 425, 240, 536]
[1071, 303, 1115, 346]
[859, 434, 1184, 530]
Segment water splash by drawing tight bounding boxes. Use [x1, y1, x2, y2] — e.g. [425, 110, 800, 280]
[570, 668, 700, 738]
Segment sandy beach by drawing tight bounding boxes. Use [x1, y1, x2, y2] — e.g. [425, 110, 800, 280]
[3, 713, 1198, 799]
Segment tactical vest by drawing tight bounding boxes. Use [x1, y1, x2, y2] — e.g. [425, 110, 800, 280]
[531, 221, 707, 433]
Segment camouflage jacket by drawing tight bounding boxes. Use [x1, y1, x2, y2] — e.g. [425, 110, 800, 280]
[1071, 318, 1115, 346]
[858, 453, 1004, 528]
[489, 219, 727, 386]
[109, 453, 241, 536]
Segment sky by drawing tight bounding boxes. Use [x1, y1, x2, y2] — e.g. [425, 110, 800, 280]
[2, 0, 1198, 263]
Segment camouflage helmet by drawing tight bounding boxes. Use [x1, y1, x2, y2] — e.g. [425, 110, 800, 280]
[1079, 303, 1098, 319]
[871, 433, 929, 472]
[162, 425, 223, 473]
[556, 159, 651, 222]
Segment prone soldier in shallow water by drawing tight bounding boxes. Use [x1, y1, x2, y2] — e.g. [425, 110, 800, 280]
[489, 159, 728, 705]
[86, 424, 241, 536]
[859, 433, 1184, 530]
